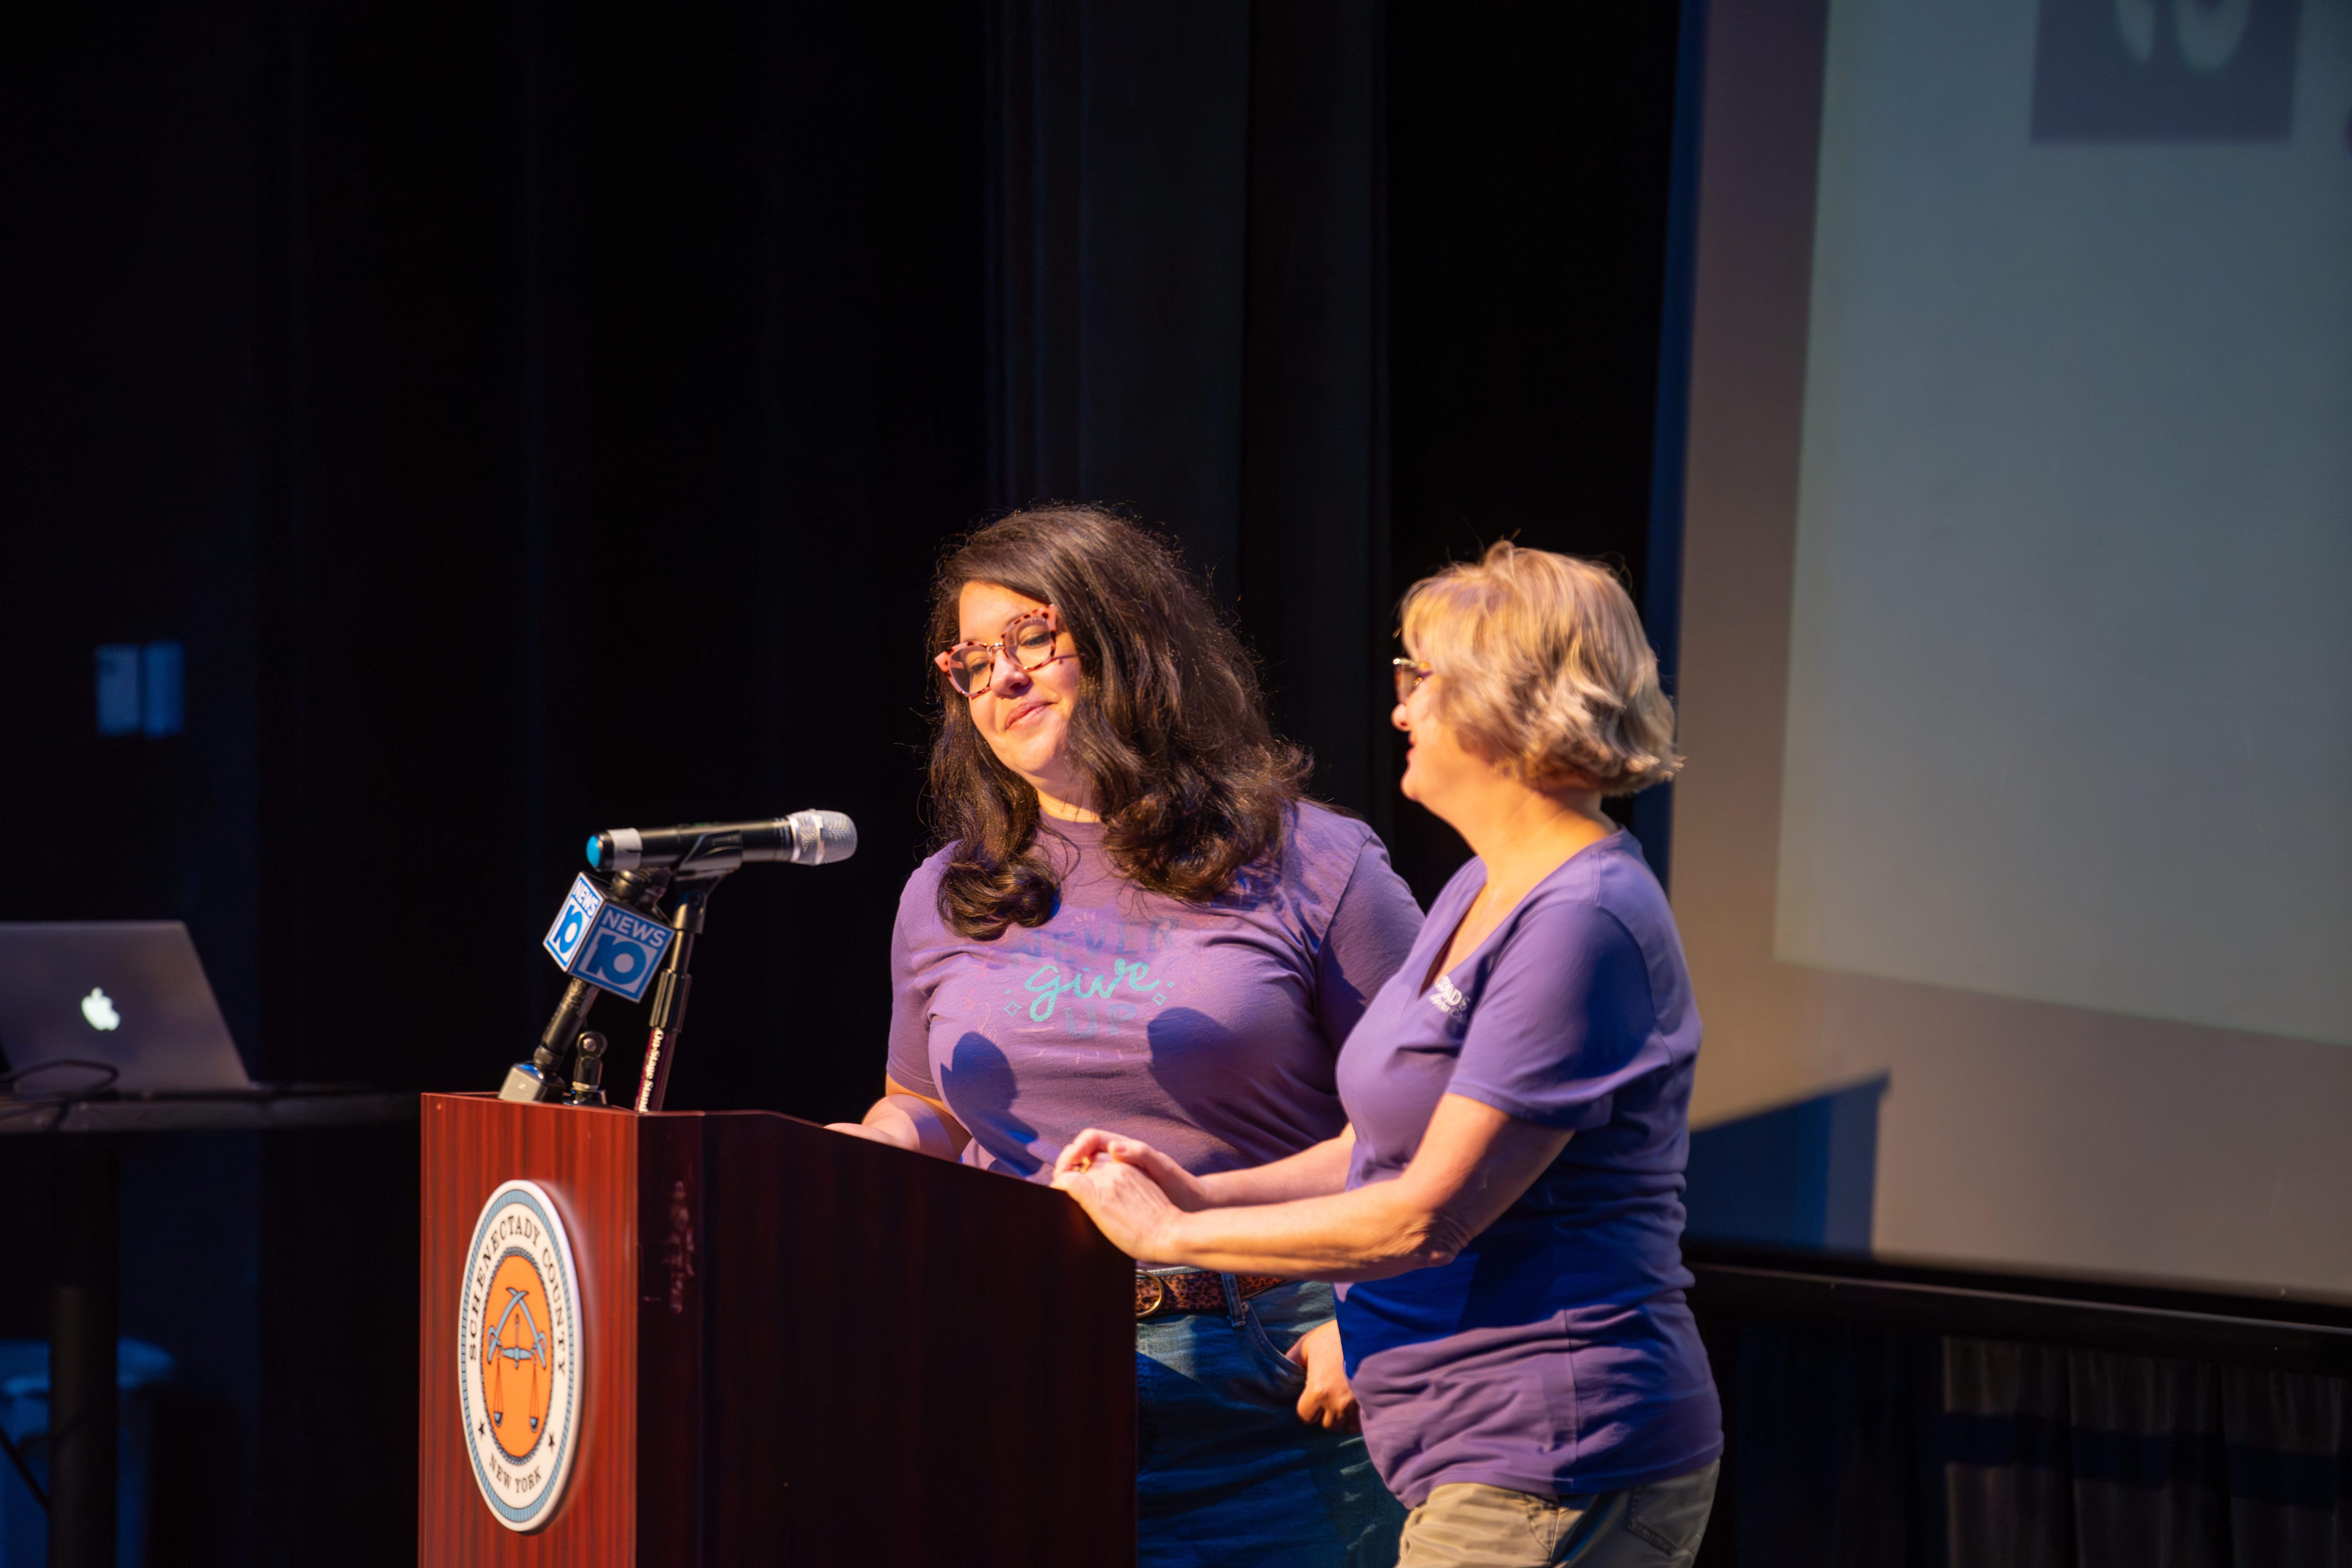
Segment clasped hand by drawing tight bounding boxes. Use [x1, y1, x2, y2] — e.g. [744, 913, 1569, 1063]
[1050, 1129, 1360, 1432]
[1049, 1129, 1205, 1261]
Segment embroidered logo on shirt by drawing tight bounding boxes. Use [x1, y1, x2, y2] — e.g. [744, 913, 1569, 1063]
[1428, 973, 1469, 1022]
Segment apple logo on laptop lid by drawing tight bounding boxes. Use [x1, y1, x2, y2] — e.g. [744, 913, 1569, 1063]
[82, 987, 121, 1032]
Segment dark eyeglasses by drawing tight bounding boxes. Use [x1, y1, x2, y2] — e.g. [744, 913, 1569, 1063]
[935, 605, 1069, 697]
[1392, 658, 1433, 702]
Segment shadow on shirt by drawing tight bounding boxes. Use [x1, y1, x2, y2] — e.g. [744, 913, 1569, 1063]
[942, 1031, 1042, 1173]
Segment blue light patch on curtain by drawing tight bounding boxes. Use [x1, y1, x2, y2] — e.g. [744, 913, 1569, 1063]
[139, 642, 183, 736]
[94, 642, 185, 737]
[96, 645, 142, 735]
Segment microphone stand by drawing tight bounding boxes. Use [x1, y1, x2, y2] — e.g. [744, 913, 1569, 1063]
[633, 873, 724, 1113]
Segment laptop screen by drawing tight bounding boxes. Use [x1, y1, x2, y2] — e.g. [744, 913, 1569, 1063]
[0, 922, 252, 1095]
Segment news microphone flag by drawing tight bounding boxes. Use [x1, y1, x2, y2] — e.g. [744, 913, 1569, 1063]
[542, 873, 675, 1004]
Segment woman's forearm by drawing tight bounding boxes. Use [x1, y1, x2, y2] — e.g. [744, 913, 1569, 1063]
[1152, 1179, 1473, 1281]
[1193, 1129, 1355, 1208]
[1060, 1096, 1575, 1279]
[856, 1082, 971, 1160]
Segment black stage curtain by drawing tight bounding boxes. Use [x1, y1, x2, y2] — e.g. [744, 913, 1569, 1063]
[246, 0, 992, 1122]
[1701, 1317, 2352, 1568]
[0, 0, 1696, 1560]
[983, 0, 1390, 822]
[980, 0, 1692, 895]
[7, 2, 991, 1560]
[0, 0, 1686, 1132]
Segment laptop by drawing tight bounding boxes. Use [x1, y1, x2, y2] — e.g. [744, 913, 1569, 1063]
[0, 922, 254, 1096]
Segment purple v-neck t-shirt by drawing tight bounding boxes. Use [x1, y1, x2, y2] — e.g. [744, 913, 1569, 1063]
[1333, 831, 1721, 1505]
[886, 804, 1424, 1181]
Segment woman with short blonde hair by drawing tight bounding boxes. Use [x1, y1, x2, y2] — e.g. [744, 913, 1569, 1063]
[1395, 542, 1680, 795]
[1057, 541, 1722, 1567]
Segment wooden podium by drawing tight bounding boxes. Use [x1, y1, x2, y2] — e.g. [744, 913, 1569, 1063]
[418, 1093, 1134, 1565]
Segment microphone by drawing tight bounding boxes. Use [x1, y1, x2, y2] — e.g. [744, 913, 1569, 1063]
[586, 810, 857, 876]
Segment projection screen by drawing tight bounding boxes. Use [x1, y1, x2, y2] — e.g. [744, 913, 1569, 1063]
[1672, 0, 2352, 1297]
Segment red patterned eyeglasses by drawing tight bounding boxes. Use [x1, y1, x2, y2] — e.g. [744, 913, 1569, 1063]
[1392, 658, 1433, 702]
[935, 605, 1070, 697]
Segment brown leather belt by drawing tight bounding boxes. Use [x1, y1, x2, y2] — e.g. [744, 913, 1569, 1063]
[1135, 1270, 1288, 1319]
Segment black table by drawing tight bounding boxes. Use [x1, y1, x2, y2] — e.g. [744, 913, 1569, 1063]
[1, 1091, 416, 1568]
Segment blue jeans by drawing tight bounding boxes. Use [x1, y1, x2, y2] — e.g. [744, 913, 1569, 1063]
[1136, 1277, 1407, 1568]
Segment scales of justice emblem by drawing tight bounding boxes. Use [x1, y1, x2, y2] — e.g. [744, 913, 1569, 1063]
[458, 1180, 583, 1531]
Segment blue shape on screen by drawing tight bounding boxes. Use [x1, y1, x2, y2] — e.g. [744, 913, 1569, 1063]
[2032, 0, 2297, 142]
[1683, 1076, 1886, 1252]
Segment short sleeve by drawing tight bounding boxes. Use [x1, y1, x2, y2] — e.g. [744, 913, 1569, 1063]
[1447, 898, 1659, 1132]
[1315, 834, 1425, 1052]
[883, 877, 945, 1097]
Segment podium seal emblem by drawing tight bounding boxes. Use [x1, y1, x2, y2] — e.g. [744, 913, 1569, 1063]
[458, 1180, 583, 1531]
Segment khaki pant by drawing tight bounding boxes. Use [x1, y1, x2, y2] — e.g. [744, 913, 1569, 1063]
[1396, 1460, 1718, 1568]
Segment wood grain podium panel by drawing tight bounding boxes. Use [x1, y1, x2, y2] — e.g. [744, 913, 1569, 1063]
[419, 1093, 1134, 1565]
[699, 1111, 1135, 1563]
[419, 1095, 646, 1567]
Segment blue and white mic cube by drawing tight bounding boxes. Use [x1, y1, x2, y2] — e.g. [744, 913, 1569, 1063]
[542, 874, 676, 1003]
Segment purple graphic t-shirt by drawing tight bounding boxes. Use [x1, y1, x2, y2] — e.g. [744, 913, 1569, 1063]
[1333, 831, 1722, 1505]
[886, 804, 1424, 1180]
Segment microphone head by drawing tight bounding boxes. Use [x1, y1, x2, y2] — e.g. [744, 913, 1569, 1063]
[586, 828, 643, 872]
[786, 810, 857, 865]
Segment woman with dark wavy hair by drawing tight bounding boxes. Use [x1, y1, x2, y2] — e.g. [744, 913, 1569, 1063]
[827, 505, 1424, 1566]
